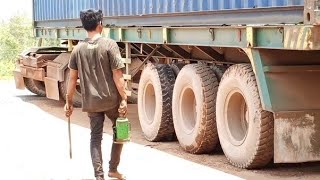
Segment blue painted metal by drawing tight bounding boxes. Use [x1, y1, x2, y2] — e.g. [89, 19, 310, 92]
[34, 0, 304, 21]
[33, 0, 304, 27]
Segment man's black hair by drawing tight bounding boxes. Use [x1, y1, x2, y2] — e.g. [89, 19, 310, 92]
[80, 9, 103, 31]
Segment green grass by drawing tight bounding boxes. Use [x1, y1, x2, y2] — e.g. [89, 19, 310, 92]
[0, 60, 15, 80]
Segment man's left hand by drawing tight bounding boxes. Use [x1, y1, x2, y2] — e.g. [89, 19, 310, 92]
[118, 99, 127, 117]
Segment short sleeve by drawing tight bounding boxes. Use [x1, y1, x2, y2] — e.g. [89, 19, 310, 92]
[108, 41, 125, 71]
[68, 50, 78, 70]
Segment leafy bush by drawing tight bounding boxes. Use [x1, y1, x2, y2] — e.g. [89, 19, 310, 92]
[0, 15, 62, 80]
[0, 15, 35, 79]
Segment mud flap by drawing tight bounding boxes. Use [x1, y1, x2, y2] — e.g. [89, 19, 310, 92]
[13, 70, 25, 90]
[44, 77, 60, 100]
[274, 111, 320, 163]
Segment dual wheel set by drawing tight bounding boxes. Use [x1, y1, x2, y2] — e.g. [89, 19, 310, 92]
[138, 63, 274, 169]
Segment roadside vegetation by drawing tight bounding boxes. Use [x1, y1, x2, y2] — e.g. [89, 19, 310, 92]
[0, 15, 59, 79]
[0, 15, 34, 79]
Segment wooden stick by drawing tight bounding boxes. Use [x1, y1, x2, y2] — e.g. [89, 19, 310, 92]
[66, 94, 72, 159]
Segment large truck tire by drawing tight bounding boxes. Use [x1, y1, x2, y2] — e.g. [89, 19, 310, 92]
[138, 63, 175, 141]
[216, 64, 274, 169]
[59, 69, 82, 107]
[210, 65, 228, 149]
[172, 64, 219, 154]
[24, 78, 46, 96]
[211, 65, 228, 82]
[170, 63, 186, 77]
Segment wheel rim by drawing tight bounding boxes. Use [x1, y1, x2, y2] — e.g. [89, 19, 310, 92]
[179, 87, 197, 134]
[225, 89, 249, 146]
[143, 82, 156, 124]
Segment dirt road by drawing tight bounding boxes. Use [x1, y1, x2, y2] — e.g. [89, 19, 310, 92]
[1, 80, 320, 179]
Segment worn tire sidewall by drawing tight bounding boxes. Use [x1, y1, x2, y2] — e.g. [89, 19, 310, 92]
[138, 64, 163, 141]
[24, 78, 46, 96]
[170, 63, 185, 77]
[216, 67, 259, 164]
[173, 65, 203, 148]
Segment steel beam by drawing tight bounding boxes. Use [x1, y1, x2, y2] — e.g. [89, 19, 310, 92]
[163, 45, 191, 59]
[304, 0, 320, 25]
[35, 25, 320, 50]
[124, 43, 140, 55]
[131, 43, 157, 62]
[245, 48, 320, 112]
[131, 45, 160, 77]
[244, 48, 273, 112]
[194, 46, 224, 62]
[125, 43, 132, 97]
[145, 44, 173, 57]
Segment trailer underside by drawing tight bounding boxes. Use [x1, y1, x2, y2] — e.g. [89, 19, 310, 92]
[13, 24, 320, 166]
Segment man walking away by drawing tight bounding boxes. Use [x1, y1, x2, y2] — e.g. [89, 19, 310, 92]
[64, 9, 127, 180]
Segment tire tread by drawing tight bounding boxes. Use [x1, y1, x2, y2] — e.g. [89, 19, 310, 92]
[24, 78, 46, 97]
[181, 64, 219, 154]
[220, 64, 274, 169]
[147, 64, 176, 141]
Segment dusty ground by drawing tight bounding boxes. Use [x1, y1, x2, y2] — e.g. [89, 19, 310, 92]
[1, 80, 320, 180]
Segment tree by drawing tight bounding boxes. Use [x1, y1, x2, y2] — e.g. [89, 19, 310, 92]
[0, 15, 35, 79]
[0, 14, 62, 79]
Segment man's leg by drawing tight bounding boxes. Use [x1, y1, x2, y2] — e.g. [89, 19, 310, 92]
[105, 106, 124, 173]
[88, 112, 105, 179]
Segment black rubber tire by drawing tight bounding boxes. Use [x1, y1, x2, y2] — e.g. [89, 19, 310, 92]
[59, 69, 82, 107]
[170, 63, 186, 77]
[216, 64, 274, 169]
[210, 65, 228, 151]
[24, 78, 46, 96]
[168, 63, 186, 141]
[138, 63, 175, 141]
[211, 65, 228, 82]
[172, 64, 219, 154]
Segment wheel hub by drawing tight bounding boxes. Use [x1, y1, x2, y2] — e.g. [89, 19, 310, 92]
[179, 87, 197, 134]
[144, 82, 156, 124]
[225, 89, 249, 146]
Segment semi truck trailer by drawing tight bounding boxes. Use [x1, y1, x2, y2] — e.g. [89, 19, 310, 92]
[14, 0, 320, 169]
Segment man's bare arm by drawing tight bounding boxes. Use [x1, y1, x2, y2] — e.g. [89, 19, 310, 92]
[67, 69, 79, 104]
[113, 69, 127, 101]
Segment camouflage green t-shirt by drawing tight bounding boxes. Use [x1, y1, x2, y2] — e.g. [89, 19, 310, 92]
[68, 37, 125, 112]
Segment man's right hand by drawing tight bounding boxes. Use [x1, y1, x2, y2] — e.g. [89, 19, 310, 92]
[64, 104, 74, 118]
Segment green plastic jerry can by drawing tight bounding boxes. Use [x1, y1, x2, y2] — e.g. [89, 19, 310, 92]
[115, 117, 130, 143]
